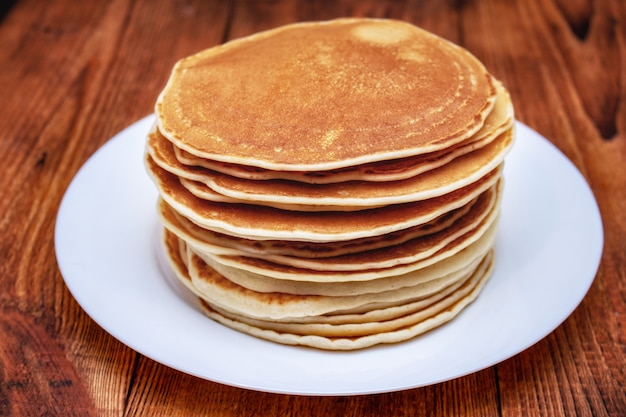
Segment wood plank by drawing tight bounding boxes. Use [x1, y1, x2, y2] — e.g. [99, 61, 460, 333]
[0, 309, 97, 416]
[120, 355, 499, 416]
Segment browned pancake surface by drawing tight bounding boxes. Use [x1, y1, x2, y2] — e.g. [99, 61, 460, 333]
[156, 18, 496, 170]
[145, 153, 501, 241]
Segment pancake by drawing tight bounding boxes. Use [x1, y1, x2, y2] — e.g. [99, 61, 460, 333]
[163, 229, 495, 349]
[201, 210, 499, 283]
[158, 191, 479, 259]
[193, 181, 500, 272]
[196, 253, 493, 350]
[148, 125, 513, 210]
[197, 244, 488, 297]
[202, 251, 492, 336]
[156, 18, 497, 171]
[162, 228, 495, 320]
[188, 246, 487, 320]
[172, 80, 513, 184]
[145, 154, 502, 242]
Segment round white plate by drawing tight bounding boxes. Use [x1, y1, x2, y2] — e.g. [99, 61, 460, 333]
[55, 115, 603, 395]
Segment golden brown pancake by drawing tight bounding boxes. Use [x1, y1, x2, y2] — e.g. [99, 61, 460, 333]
[157, 192, 479, 259]
[187, 247, 487, 321]
[156, 18, 497, 171]
[201, 252, 492, 336]
[172, 80, 513, 184]
[163, 229, 495, 349]
[191, 181, 500, 273]
[195, 253, 495, 350]
[145, 153, 502, 242]
[196, 244, 489, 297]
[202, 212, 499, 283]
[161, 228, 495, 319]
[166, 128, 512, 210]
[147, 124, 512, 210]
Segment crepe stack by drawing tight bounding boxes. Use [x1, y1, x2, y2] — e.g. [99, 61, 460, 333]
[145, 18, 515, 350]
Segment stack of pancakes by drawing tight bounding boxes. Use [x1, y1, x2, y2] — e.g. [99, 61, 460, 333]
[145, 18, 514, 350]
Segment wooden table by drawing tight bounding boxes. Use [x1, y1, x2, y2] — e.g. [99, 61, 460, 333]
[1, 0, 624, 415]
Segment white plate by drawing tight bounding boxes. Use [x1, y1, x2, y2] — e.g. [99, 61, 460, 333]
[55, 115, 603, 395]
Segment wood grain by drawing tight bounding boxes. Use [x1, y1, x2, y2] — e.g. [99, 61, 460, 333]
[0, 0, 624, 415]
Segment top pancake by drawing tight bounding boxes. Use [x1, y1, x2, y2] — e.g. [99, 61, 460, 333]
[156, 18, 497, 171]
[172, 80, 513, 184]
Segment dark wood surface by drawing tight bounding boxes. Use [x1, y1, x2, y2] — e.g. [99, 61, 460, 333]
[1, 0, 624, 415]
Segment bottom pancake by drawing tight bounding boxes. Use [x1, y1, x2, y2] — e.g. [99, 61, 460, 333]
[198, 253, 492, 350]
[161, 228, 495, 350]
